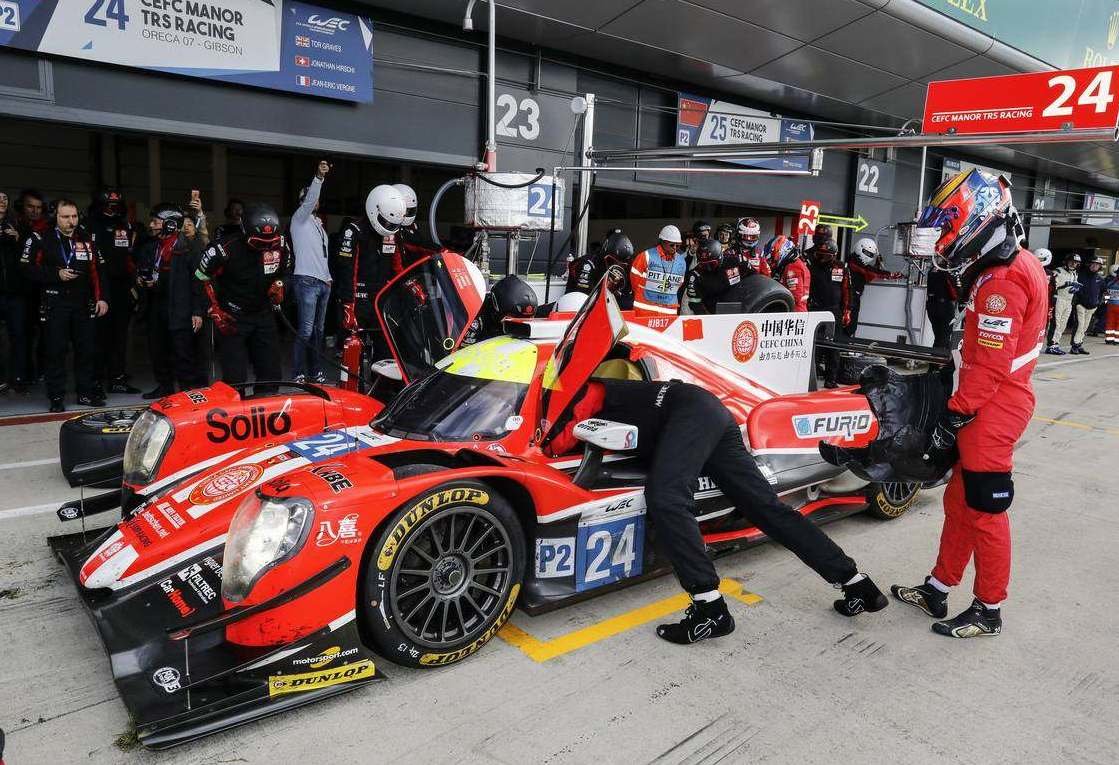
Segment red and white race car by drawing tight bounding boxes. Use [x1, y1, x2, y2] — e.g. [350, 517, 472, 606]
[52, 260, 920, 748]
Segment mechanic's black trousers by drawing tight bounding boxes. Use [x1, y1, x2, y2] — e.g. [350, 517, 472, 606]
[43, 299, 96, 400]
[218, 309, 281, 390]
[645, 386, 858, 595]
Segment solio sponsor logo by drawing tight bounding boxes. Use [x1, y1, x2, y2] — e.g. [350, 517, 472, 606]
[187, 463, 265, 506]
[206, 406, 292, 443]
[792, 411, 873, 441]
[378, 488, 489, 570]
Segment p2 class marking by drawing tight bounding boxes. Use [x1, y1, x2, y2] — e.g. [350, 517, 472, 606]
[497, 578, 762, 662]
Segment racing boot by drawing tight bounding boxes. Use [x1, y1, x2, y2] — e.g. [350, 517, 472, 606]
[890, 577, 948, 619]
[48, 398, 64, 413]
[931, 599, 1002, 638]
[109, 376, 141, 395]
[1070, 343, 1090, 355]
[656, 596, 735, 645]
[76, 393, 107, 408]
[142, 385, 174, 401]
[1045, 344, 1066, 355]
[833, 574, 888, 616]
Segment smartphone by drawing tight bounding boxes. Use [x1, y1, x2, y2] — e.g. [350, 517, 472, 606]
[190, 189, 201, 206]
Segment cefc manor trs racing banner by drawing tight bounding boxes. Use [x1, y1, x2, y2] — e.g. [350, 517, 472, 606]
[0, 0, 375, 102]
[676, 92, 814, 171]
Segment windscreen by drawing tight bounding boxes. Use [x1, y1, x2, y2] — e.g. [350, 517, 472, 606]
[373, 370, 528, 442]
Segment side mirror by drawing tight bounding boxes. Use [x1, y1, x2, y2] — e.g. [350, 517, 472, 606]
[572, 419, 638, 490]
[370, 359, 402, 381]
[573, 419, 638, 452]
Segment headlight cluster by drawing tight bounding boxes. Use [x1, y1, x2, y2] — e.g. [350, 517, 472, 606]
[222, 494, 314, 603]
[123, 411, 173, 484]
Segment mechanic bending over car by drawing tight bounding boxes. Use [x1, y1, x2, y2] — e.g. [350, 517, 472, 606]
[894, 169, 1048, 638]
[544, 379, 889, 645]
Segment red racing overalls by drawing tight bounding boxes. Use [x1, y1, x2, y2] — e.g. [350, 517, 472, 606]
[932, 249, 1049, 604]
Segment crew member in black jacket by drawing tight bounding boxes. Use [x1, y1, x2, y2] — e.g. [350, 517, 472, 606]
[196, 204, 292, 393]
[21, 199, 108, 411]
[88, 188, 141, 394]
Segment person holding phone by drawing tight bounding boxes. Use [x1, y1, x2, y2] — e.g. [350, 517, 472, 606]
[20, 199, 108, 411]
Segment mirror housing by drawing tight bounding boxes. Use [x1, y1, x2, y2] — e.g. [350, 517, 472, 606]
[573, 419, 638, 452]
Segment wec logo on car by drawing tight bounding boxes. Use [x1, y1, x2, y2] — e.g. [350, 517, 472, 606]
[792, 411, 872, 441]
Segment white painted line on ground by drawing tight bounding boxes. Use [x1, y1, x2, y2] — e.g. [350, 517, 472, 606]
[0, 502, 63, 520]
[0, 457, 61, 471]
[1037, 352, 1119, 369]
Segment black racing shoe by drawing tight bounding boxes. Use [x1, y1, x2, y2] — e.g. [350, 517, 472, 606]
[142, 386, 174, 400]
[76, 393, 107, 408]
[834, 575, 888, 616]
[656, 597, 735, 645]
[932, 599, 1002, 638]
[109, 377, 142, 395]
[891, 578, 949, 618]
[49, 398, 65, 413]
[1070, 343, 1090, 356]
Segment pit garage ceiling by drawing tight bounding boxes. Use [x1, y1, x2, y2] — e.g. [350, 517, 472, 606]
[362, 0, 1119, 193]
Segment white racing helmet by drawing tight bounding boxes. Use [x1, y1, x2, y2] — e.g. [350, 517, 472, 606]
[365, 185, 406, 237]
[556, 291, 589, 312]
[854, 237, 879, 267]
[658, 224, 683, 244]
[1033, 247, 1052, 268]
[392, 183, 418, 227]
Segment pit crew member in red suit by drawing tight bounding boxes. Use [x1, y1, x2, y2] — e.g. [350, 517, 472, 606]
[893, 169, 1049, 638]
[768, 235, 809, 311]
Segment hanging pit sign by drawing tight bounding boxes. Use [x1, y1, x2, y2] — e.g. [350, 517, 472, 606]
[0, 0, 375, 103]
[676, 92, 814, 171]
[923, 65, 1119, 136]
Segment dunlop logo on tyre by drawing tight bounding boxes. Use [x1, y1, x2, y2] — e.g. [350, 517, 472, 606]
[377, 488, 490, 571]
[419, 584, 519, 666]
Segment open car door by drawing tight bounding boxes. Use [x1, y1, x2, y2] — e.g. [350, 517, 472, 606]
[538, 278, 628, 443]
[375, 251, 486, 384]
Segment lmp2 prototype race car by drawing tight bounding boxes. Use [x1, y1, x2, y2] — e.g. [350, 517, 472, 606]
[51, 259, 921, 748]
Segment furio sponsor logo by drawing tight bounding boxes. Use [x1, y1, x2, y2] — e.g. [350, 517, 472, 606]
[205, 406, 292, 443]
[378, 488, 490, 571]
[731, 320, 759, 362]
[292, 645, 360, 668]
[267, 659, 374, 697]
[187, 463, 265, 506]
[420, 584, 520, 666]
[792, 411, 873, 441]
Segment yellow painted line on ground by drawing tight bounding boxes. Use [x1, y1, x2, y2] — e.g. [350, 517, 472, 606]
[498, 578, 763, 663]
[1032, 416, 1119, 437]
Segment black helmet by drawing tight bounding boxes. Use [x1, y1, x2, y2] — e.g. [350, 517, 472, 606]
[488, 274, 538, 321]
[95, 188, 126, 218]
[149, 203, 184, 237]
[602, 231, 634, 266]
[696, 238, 722, 270]
[692, 220, 712, 238]
[812, 224, 834, 247]
[243, 203, 282, 250]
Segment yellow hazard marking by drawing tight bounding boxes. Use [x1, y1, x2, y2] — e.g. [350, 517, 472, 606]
[1032, 416, 1119, 437]
[497, 578, 763, 663]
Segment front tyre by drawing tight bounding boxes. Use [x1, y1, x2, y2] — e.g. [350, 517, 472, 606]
[362, 481, 525, 669]
[865, 481, 921, 520]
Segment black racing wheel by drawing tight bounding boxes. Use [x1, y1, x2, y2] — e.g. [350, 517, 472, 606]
[58, 407, 144, 487]
[865, 481, 921, 520]
[362, 480, 525, 669]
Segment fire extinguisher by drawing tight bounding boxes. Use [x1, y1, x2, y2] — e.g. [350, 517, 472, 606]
[339, 332, 363, 392]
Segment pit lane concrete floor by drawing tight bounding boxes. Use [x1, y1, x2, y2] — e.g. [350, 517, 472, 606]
[1, 343, 1117, 765]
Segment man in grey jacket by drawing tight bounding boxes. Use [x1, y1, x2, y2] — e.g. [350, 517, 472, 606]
[290, 160, 332, 383]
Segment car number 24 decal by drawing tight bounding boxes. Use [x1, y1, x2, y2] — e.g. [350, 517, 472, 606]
[535, 513, 645, 593]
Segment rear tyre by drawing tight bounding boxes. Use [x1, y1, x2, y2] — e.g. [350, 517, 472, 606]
[361, 480, 525, 668]
[865, 481, 921, 520]
[58, 407, 144, 487]
[731, 273, 795, 313]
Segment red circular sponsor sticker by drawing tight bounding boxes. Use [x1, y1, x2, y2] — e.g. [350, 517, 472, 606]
[731, 320, 759, 363]
[188, 463, 264, 506]
[984, 293, 1007, 313]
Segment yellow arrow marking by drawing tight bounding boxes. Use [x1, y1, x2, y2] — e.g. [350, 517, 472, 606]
[497, 578, 763, 663]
